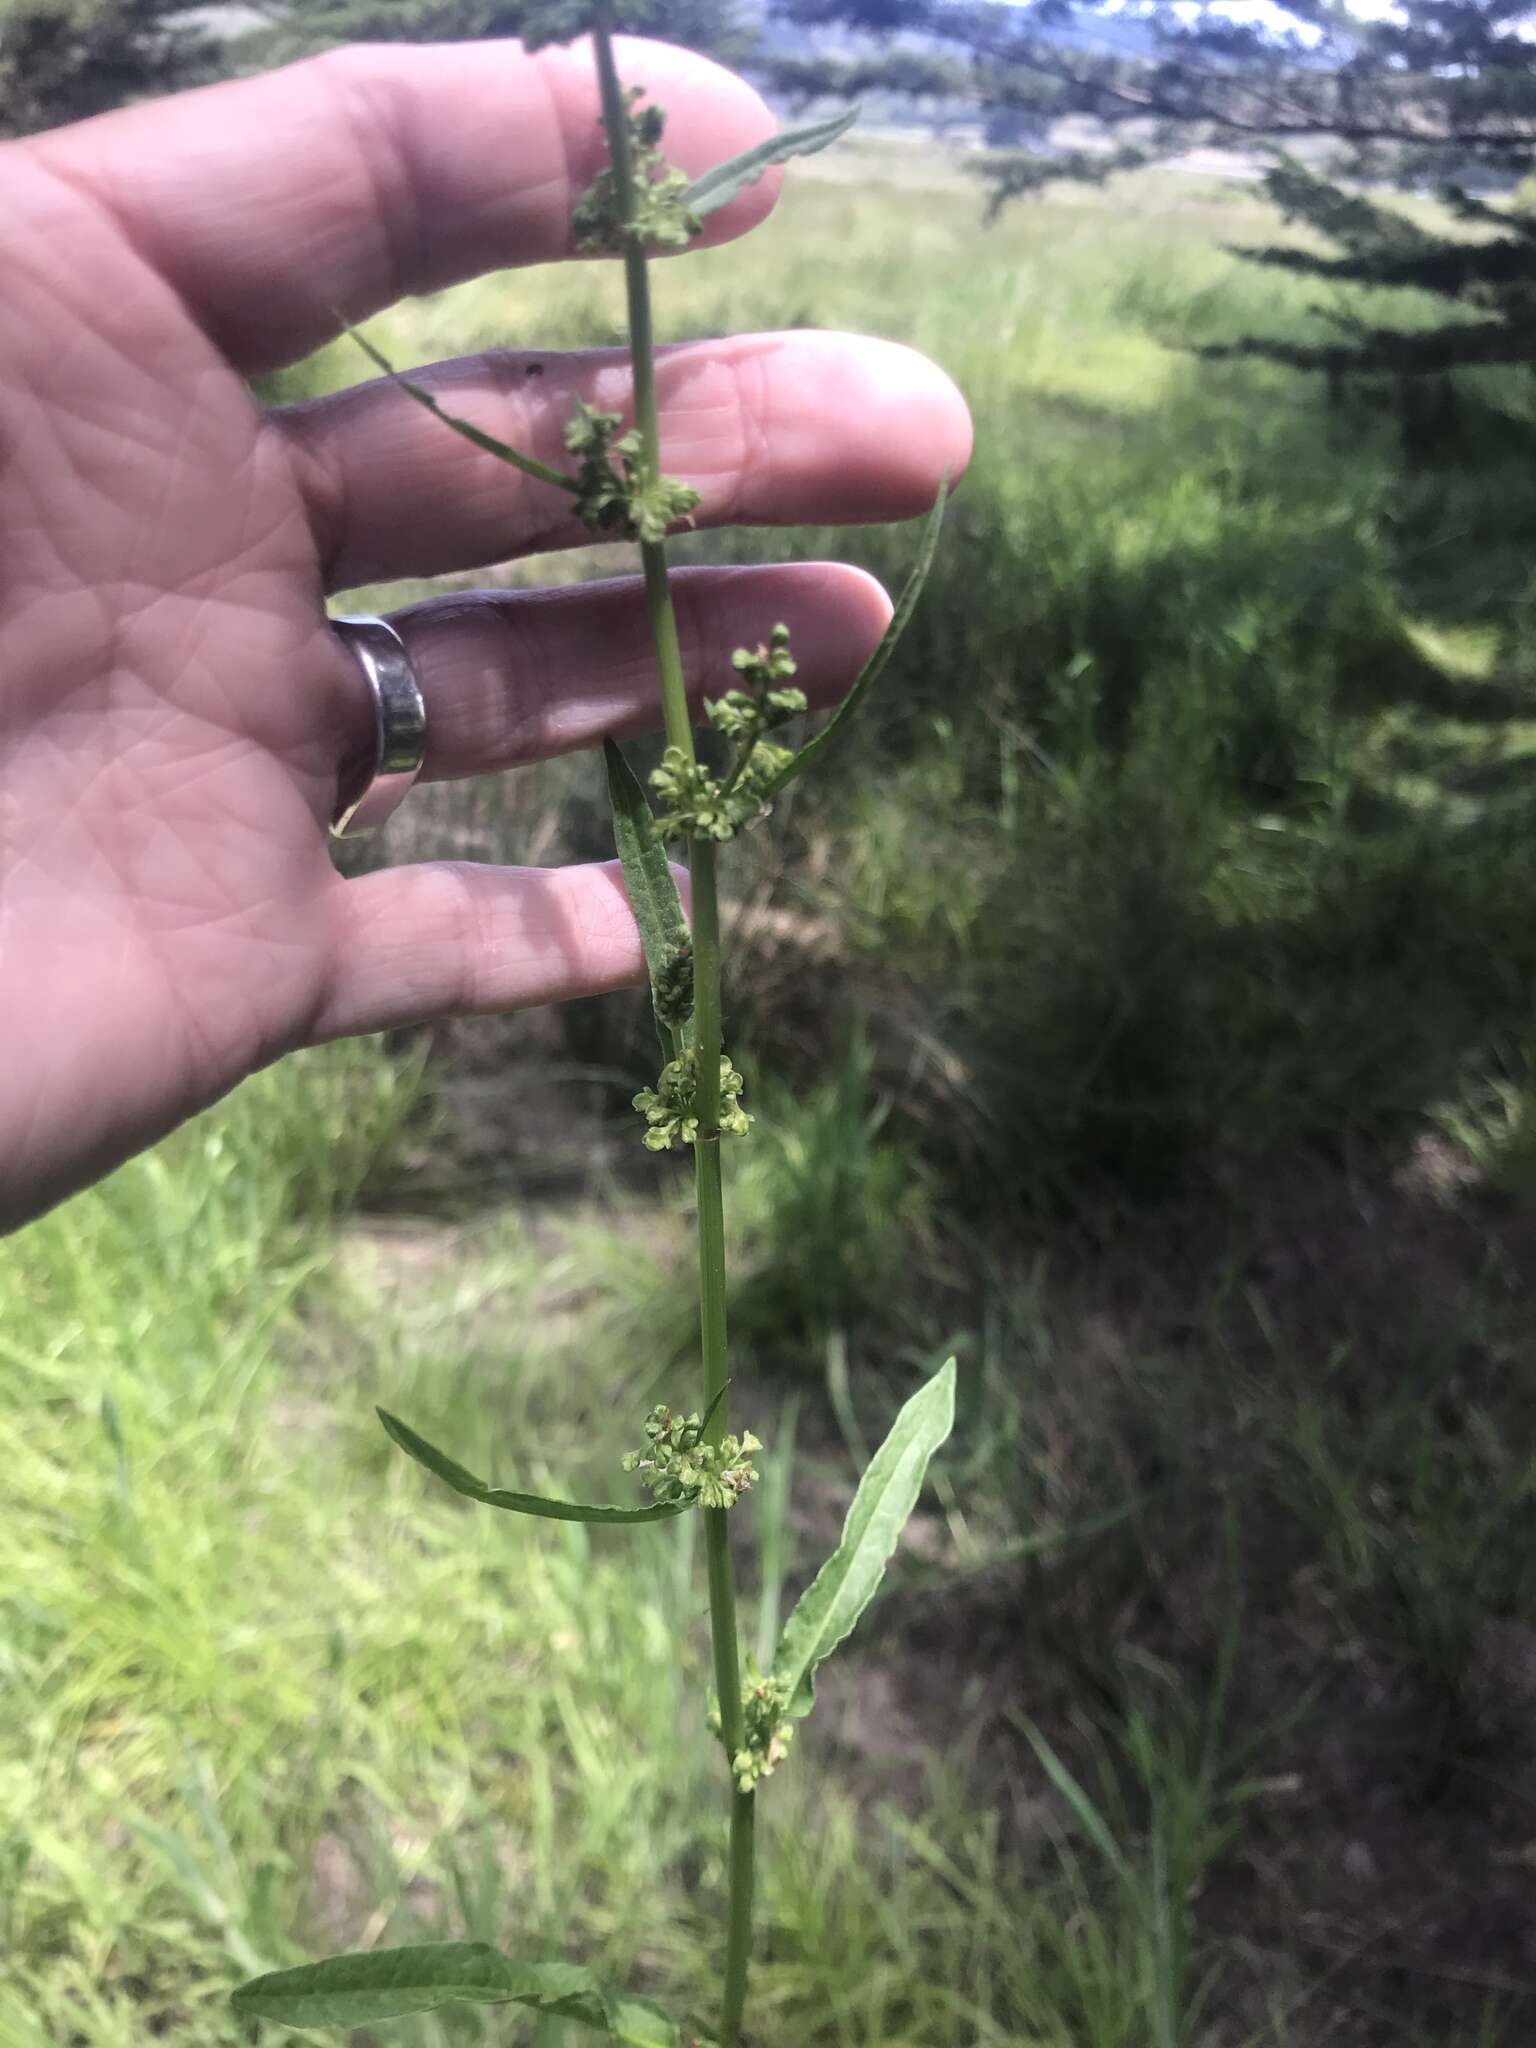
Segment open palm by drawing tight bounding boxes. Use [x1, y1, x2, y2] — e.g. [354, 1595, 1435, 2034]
[0, 35, 969, 1231]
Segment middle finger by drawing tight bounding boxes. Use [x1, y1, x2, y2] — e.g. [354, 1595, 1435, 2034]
[271, 330, 971, 592]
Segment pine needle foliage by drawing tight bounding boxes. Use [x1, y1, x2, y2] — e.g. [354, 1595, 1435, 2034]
[773, 0, 1536, 378]
[249, 0, 755, 64]
[0, 0, 221, 134]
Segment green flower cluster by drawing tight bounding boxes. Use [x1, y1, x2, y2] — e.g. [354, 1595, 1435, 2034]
[707, 623, 808, 741]
[565, 400, 700, 545]
[649, 625, 806, 841]
[633, 1050, 750, 1150]
[648, 748, 776, 842]
[573, 87, 702, 254]
[623, 1405, 762, 1510]
[651, 936, 694, 1032]
[709, 1663, 796, 1793]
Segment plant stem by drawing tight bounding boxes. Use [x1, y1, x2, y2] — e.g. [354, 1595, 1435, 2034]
[693, 789, 754, 2048]
[642, 543, 694, 760]
[722, 1788, 757, 2043]
[691, 846, 727, 1401]
[593, 8, 754, 2037]
[693, 759, 754, 2048]
[592, 9, 692, 764]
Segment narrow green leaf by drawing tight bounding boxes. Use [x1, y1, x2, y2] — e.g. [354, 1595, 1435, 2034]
[761, 476, 949, 800]
[604, 739, 693, 1040]
[684, 106, 860, 220]
[379, 1410, 694, 1525]
[232, 1943, 516, 2027]
[1019, 1722, 1134, 1886]
[772, 1357, 956, 1719]
[697, 1380, 731, 1441]
[348, 326, 578, 494]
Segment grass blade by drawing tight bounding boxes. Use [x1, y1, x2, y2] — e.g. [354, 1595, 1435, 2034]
[379, 1409, 694, 1524]
[348, 326, 578, 494]
[762, 476, 949, 799]
[684, 107, 859, 220]
[604, 739, 693, 1041]
[772, 1357, 956, 1719]
[232, 1943, 516, 2026]
[1020, 1721, 1134, 1886]
[753, 1392, 801, 1669]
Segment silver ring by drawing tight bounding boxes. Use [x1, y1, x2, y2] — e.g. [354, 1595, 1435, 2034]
[329, 614, 427, 838]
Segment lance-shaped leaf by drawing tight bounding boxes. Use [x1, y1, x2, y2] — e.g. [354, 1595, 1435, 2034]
[684, 106, 860, 221]
[772, 1357, 956, 1719]
[233, 1946, 693, 2043]
[348, 326, 578, 495]
[379, 1410, 694, 1524]
[604, 739, 693, 1041]
[760, 476, 948, 801]
[501, 1960, 684, 2045]
[232, 1943, 517, 2027]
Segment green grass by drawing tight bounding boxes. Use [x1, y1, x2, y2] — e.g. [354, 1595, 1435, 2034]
[0, 1054, 1249, 2048]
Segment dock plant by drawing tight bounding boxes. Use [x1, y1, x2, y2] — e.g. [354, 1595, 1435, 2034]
[233, 6, 954, 2042]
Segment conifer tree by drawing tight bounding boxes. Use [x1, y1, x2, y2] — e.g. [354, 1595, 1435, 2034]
[0, 0, 221, 135]
[774, 1, 1536, 378]
[0, 0, 752, 140]
[250, 0, 753, 64]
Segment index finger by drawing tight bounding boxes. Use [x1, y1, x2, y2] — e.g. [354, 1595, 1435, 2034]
[28, 35, 781, 376]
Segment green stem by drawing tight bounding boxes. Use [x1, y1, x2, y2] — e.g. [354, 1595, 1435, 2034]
[691, 847, 726, 1216]
[594, 9, 753, 2037]
[719, 728, 761, 799]
[642, 541, 694, 761]
[693, 841, 741, 1730]
[593, 7, 692, 764]
[722, 1788, 757, 2043]
[693, 840, 752, 2042]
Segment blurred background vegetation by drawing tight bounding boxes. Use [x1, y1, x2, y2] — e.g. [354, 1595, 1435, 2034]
[7, 5, 1536, 2045]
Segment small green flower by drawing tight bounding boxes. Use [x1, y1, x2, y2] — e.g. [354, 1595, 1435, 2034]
[708, 626, 807, 742]
[709, 1662, 796, 1792]
[645, 625, 809, 841]
[565, 399, 638, 534]
[565, 399, 700, 544]
[733, 621, 803, 696]
[652, 937, 694, 1031]
[573, 86, 702, 254]
[702, 691, 759, 743]
[649, 751, 738, 843]
[649, 743, 794, 842]
[633, 1050, 750, 1150]
[624, 1405, 763, 1511]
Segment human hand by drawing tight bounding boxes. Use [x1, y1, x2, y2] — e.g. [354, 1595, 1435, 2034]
[0, 35, 970, 1232]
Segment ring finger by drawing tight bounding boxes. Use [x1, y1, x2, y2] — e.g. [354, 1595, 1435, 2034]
[328, 559, 894, 788]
